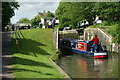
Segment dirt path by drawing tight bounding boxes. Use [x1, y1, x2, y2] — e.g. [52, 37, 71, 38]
[2, 31, 14, 79]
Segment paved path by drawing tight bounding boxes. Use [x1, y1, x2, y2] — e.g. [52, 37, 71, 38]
[2, 31, 14, 79]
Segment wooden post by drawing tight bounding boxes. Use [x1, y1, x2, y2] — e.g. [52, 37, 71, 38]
[56, 29, 59, 50]
[15, 28, 19, 52]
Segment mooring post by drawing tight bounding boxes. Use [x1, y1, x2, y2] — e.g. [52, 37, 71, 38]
[16, 38, 18, 51]
[56, 28, 59, 50]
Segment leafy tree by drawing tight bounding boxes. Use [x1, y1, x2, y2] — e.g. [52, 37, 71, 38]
[17, 18, 30, 23]
[92, 2, 120, 22]
[31, 13, 44, 27]
[2, 1, 20, 31]
[55, 2, 120, 28]
[46, 11, 55, 17]
[107, 24, 120, 44]
[55, 2, 94, 28]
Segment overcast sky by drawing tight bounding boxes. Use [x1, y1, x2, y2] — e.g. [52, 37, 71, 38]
[10, 2, 59, 24]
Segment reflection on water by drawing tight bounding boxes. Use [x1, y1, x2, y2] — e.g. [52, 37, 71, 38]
[57, 53, 118, 78]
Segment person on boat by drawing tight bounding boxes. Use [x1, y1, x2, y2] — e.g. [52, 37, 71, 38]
[90, 35, 99, 52]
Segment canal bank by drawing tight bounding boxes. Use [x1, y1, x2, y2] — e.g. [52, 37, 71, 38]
[11, 29, 65, 78]
[50, 58, 72, 79]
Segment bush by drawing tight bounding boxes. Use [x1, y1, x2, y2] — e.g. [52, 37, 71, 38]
[87, 25, 100, 29]
[107, 24, 120, 44]
[100, 21, 119, 26]
[99, 21, 109, 26]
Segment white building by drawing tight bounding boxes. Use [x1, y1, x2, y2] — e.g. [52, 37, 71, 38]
[40, 17, 59, 28]
[95, 15, 102, 24]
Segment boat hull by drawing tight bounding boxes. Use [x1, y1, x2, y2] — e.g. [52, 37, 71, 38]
[72, 48, 108, 59]
[94, 53, 108, 59]
[61, 47, 108, 59]
[60, 39, 108, 59]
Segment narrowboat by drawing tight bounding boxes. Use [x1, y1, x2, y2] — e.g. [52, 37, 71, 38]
[60, 39, 108, 59]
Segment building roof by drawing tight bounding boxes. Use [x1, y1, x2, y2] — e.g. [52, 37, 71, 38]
[16, 23, 31, 26]
[41, 17, 54, 20]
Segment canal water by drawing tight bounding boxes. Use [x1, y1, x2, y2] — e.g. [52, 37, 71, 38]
[57, 53, 118, 78]
[59, 32, 119, 79]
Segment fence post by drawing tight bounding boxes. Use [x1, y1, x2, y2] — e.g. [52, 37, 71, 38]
[15, 29, 19, 52]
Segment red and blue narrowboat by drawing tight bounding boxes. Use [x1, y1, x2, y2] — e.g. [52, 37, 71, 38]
[60, 39, 108, 59]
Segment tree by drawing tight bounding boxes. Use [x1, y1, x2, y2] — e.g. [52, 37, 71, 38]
[46, 11, 55, 17]
[55, 2, 94, 28]
[17, 18, 30, 23]
[92, 2, 120, 22]
[107, 24, 120, 44]
[31, 13, 44, 27]
[55, 2, 120, 28]
[2, 1, 20, 31]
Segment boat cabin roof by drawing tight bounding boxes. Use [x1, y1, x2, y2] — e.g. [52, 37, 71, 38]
[61, 39, 89, 43]
[61, 39, 78, 42]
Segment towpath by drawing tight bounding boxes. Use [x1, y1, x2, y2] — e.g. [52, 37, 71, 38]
[1, 31, 14, 79]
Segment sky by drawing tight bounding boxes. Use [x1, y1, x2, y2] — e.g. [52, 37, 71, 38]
[10, 0, 119, 24]
[10, 1, 60, 24]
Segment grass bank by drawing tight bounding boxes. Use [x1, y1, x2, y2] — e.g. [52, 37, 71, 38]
[11, 29, 63, 78]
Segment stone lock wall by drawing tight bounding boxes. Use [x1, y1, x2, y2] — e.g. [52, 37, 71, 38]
[52, 29, 59, 50]
[84, 28, 119, 53]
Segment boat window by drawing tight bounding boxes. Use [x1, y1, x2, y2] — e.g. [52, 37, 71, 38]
[76, 44, 78, 48]
[61, 40, 71, 47]
[67, 42, 71, 47]
[61, 41, 66, 46]
[71, 43, 74, 48]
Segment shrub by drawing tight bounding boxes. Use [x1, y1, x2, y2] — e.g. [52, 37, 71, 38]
[107, 24, 120, 44]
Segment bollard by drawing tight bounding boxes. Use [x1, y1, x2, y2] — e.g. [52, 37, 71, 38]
[16, 38, 18, 52]
[16, 39, 18, 45]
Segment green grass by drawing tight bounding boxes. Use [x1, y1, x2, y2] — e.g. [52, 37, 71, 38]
[11, 29, 63, 78]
